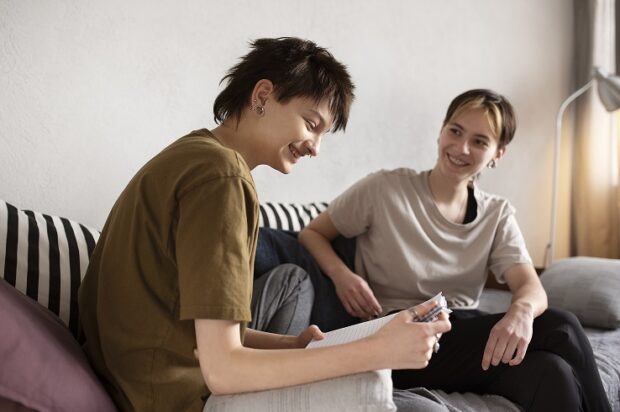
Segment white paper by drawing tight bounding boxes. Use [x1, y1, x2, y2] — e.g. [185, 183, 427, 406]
[307, 292, 449, 349]
[306, 312, 398, 348]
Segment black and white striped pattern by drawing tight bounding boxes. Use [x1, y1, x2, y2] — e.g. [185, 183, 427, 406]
[0, 200, 99, 337]
[0, 200, 325, 338]
[259, 202, 328, 231]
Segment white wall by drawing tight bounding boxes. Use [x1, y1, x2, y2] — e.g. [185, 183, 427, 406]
[0, 0, 573, 266]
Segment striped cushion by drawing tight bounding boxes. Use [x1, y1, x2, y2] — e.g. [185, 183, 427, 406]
[259, 202, 328, 231]
[0, 200, 324, 338]
[0, 200, 99, 337]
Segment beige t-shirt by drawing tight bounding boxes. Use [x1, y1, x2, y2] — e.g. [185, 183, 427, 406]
[328, 168, 531, 314]
[79, 129, 259, 411]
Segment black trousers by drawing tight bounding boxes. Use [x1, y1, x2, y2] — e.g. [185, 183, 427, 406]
[254, 228, 610, 411]
[392, 309, 612, 412]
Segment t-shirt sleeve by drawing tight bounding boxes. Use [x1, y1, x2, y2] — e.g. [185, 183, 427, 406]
[175, 176, 256, 321]
[327, 172, 381, 238]
[487, 203, 533, 283]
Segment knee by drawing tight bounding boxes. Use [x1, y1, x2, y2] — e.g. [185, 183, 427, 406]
[537, 308, 583, 337]
[536, 308, 587, 354]
[543, 308, 581, 328]
[266, 264, 314, 297]
[275, 263, 311, 283]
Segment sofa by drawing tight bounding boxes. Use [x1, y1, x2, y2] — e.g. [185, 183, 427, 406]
[1, 199, 619, 411]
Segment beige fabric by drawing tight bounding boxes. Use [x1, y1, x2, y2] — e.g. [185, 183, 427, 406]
[79, 129, 259, 411]
[328, 169, 531, 314]
[569, 0, 620, 259]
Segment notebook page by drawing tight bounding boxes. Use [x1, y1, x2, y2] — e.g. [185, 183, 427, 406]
[306, 313, 398, 348]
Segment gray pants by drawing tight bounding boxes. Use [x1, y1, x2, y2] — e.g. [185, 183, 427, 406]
[393, 388, 450, 412]
[250, 263, 314, 335]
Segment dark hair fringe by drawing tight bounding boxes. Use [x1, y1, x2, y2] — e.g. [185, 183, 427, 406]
[213, 37, 355, 132]
[443, 89, 517, 148]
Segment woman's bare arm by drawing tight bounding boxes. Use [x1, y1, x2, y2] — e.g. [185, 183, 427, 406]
[299, 212, 382, 318]
[195, 307, 451, 395]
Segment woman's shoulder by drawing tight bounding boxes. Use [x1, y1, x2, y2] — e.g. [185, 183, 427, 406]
[364, 167, 420, 181]
[473, 184, 516, 216]
[134, 129, 256, 200]
[161, 129, 252, 178]
[350, 168, 421, 192]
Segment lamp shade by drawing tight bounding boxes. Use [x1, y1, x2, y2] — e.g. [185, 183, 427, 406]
[594, 67, 620, 111]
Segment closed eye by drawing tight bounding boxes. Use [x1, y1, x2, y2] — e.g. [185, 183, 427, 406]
[305, 119, 317, 131]
[450, 127, 462, 136]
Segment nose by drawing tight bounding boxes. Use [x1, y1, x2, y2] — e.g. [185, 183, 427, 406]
[456, 139, 470, 154]
[305, 136, 321, 157]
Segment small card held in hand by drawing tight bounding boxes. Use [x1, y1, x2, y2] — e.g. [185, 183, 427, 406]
[409, 293, 451, 322]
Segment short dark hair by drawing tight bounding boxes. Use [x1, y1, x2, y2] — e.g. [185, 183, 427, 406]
[442, 89, 516, 149]
[213, 37, 355, 132]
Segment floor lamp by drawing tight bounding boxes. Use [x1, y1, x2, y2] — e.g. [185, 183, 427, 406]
[546, 66, 620, 267]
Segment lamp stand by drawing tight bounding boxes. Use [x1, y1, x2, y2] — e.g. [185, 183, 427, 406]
[545, 79, 594, 268]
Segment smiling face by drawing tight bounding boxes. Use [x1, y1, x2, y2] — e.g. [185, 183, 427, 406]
[435, 108, 505, 183]
[255, 96, 333, 174]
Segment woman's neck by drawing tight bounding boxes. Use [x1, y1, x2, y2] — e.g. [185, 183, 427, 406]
[211, 119, 260, 170]
[428, 167, 470, 223]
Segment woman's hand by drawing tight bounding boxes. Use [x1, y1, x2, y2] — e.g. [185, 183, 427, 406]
[482, 264, 546, 370]
[410, 299, 449, 341]
[294, 325, 325, 348]
[369, 301, 451, 370]
[481, 301, 534, 370]
[274, 325, 325, 349]
[332, 271, 382, 320]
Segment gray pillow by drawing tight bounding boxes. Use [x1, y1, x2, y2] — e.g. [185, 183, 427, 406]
[540, 257, 620, 329]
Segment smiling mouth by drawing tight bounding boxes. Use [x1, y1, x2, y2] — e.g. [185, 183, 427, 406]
[289, 144, 302, 160]
[289, 144, 311, 160]
[447, 153, 469, 167]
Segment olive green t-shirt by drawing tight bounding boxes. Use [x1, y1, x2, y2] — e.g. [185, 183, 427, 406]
[78, 129, 259, 411]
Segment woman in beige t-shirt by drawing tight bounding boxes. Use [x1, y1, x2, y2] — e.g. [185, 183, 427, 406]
[300, 89, 611, 412]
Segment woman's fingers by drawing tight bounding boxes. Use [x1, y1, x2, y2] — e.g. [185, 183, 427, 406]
[509, 340, 528, 366]
[411, 299, 442, 321]
[375, 311, 452, 369]
[502, 338, 519, 364]
[482, 334, 497, 370]
[355, 288, 382, 318]
[345, 294, 365, 317]
[334, 273, 382, 319]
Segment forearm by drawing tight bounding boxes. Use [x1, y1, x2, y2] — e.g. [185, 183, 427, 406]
[509, 282, 547, 318]
[244, 328, 296, 349]
[204, 338, 382, 395]
[197, 314, 451, 395]
[298, 228, 352, 281]
[505, 264, 548, 318]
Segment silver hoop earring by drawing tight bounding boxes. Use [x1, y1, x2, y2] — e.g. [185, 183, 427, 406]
[487, 160, 497, 169]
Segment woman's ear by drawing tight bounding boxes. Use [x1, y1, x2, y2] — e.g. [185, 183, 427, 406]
[495, 146, 507, 162]
[250, 79, 274, 107]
